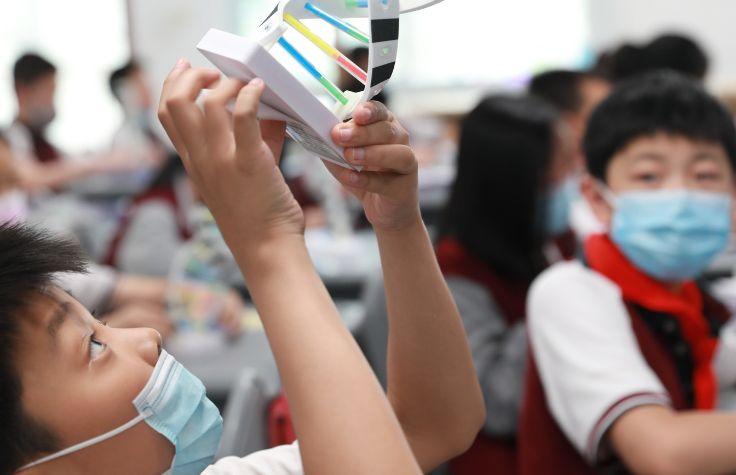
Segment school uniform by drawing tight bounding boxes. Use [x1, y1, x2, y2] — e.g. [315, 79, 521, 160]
[203, 443, 303, 474]
[520, 234, 736, 474]
[436, 234, 576, 475]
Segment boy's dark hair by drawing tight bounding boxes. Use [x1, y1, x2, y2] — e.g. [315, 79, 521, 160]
[438, 95, 558, 281]
[584, 71, 736, 181]
[529, 69, 586, 113]
[0, 224, 88, 474]
[109, 60, 141, 101]
[13, 53, 57, 88]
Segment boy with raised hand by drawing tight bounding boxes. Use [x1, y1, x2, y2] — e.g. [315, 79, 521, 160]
[2, 60, 483, 475]
[157, 59, 485, 473]
[520, 71, 736, 475]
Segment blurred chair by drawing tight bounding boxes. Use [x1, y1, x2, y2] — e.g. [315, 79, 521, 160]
[216, 368, 270, 459]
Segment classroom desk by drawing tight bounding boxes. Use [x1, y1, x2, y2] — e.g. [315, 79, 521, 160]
[169, 230, 379, 402]
[167, 300, 367, 402]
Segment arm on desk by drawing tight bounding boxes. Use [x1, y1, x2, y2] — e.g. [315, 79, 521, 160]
[16, 150, 141, 192]
[610, 405, 736, 475]
[158, 62, 420, 475]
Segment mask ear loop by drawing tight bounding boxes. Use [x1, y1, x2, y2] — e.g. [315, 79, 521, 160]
[596, 179, 618, 209]
[18, 351, 175, 472]
[17, 413, 151, 472]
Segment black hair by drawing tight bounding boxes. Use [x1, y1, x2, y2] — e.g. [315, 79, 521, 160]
[646, 34, 709, 81]
[438, 95, 559, 281]
[109, 60, 141, 101]
[0, 224, 88, 474]
[340, 47, 387, 103]
[347, 46, 369, 63]
[606, 33, 709, 83]
[584, 71, 736, 181]
[13, 53, 57, 88]
[529, 69, 586, 113]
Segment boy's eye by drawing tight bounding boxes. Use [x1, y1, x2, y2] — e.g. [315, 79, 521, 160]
[695, 171, 722, 182]
[89, 335, 107, 361]
[633, 172, 660, 183]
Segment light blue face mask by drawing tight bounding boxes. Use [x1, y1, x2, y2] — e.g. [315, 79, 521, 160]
[20, 350, 223, 475]
[610, 189, 732, 282]
[544, 176, 578, 236]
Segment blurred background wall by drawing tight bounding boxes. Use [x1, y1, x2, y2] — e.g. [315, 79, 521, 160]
[2, 0, 736, 153]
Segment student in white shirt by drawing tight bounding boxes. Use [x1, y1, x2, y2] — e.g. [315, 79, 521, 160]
[521, 71, 736, 474]
[1, 60, 484, 475]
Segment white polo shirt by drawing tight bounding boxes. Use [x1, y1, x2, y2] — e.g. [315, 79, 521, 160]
[527, 261, 736, 463]
[203, 443, 303, 475]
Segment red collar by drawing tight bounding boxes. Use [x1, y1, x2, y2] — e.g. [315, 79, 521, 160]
[585, 234, 718, 409]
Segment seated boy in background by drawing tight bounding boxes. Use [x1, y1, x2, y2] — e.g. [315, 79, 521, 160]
[521, 71, 736, 474]
[1, 132, 242, 339]
[0, 61, 484, 474]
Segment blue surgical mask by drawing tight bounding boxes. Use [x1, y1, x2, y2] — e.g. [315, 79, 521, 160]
[544, 176, 578, 236]
[610, 189, 732, 282]
[20, 350, 223, 474]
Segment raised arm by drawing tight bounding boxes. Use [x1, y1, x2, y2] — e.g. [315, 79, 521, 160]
[326, 102, 485, 472]
[157, 61, 420, 475]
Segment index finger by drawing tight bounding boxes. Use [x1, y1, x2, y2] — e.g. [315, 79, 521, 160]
[158, 59, 191, 155]
[166, 68, 221, 160]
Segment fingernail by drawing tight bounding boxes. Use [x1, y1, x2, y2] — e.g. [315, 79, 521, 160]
[250, 78, 264, 88]
[340, 126, 353, 142]
[351, 148, 365, 163]
[175, 58, 188, 69]
[358, 105, 372, 121]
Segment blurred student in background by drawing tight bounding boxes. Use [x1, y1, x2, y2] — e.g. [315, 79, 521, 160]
[598, 33, 710, 84]
[6, 53, 135, 191]
[109, 60, 169, 179]
[521, 72, 736, 475]
[435, 95, 577, 474]
[337, 46, 388, 104]
[104, 59, 195, 276]
[1, 128, 241, 341]
[529, 69, 612, 240]
[0, 135, 26, 225]
[529, 70, 611, 169]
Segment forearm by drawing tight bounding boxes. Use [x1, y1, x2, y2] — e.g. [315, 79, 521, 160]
[612, 406, 736, 475]
[111, 276, 169, 308]
[378, 220, 484, 471]
[234, 236, 420, 475]
[19, 161, 95, 191]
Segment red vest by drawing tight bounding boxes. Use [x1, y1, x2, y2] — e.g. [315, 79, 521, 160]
[104, 186, 190, 267]
[518, 292, 730, 474]
[437, 236, 575, 475]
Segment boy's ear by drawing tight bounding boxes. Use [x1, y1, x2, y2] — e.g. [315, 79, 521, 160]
[581, 173, 613, 229]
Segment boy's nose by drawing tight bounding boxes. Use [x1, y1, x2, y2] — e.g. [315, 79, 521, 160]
[139, 328, 163, 367]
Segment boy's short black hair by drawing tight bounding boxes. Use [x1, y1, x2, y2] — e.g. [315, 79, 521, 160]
[584, 71, 736, 181]
[529, 69, 587, 113]
[109, 60, 141, 101]
[0, 224, 88, 474]
[13, 53, 57, 88]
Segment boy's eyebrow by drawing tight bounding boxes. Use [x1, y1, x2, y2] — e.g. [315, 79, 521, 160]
[693, 151, 721, 161]
[47, 302, 71, 346]
[631, 152, 665, 161]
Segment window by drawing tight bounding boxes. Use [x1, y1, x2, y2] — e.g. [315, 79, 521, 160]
[393, 0, 591, 87]
[0, 0, 130, 153]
